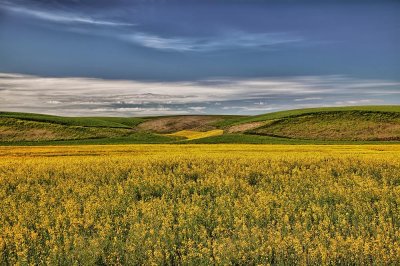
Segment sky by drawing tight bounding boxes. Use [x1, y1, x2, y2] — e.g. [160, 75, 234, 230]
[0, 0, 399, 116]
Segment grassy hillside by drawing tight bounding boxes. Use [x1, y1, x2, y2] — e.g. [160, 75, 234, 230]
[137, 115, 237, 133]
[214, 105, 400, 127]
[1, 105, 400, 144]
[0, 117, 177, 144]
[250, 111, 400, 141]
[0, 118, 137, 142]
[0, 112, 145, 128]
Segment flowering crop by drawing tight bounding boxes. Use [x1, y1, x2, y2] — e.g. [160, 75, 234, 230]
[166, 130, 224, 140]
[0, 145, 399, 265]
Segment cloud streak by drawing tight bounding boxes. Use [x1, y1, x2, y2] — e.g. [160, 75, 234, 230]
[0, 73, 399, 116]
[1, 3, 135, 26]
[0, 2, 303, 52]
[126, 31, 303, 52]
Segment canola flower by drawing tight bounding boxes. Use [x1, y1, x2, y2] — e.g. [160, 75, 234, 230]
[166, 130, 224, 140]
[0, 145, 399, 265]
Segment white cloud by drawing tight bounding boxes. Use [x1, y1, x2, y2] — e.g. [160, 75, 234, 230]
[222, 106, 276, 112]
[46, 100, 62, 104]
[0, 73, 398, 116]
[294, 97, 323, 102]
[1, 4, 135, 27]
[188, 106, 207, 112]
[335, 99, 384, 105]
[126, 31, 302, 52]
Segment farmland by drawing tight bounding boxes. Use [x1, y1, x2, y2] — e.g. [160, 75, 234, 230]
[1, 105, 400, 145]
[1, 0, 399, 264]
[1, 145, 399, 265]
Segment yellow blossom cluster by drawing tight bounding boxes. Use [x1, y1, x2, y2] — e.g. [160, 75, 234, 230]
[0, 145, 399, 265]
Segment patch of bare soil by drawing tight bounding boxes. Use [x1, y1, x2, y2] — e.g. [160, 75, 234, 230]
[137, 116, 223, 133]
[226, 122, 265, 133]
[0, 128, 16, 140]
[0, 128, 58, 141]
[25, 129, 58, 140]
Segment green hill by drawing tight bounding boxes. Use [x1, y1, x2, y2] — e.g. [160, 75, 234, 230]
[0, 112, 145, 128]
[249, 111, 400, 141]
[1, 105, 399, 145]
[214, 105, 400, 127]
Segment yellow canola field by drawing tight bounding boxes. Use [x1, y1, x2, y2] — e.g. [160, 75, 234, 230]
[0, 145, 399, 265]
[166, 129, 223, 140]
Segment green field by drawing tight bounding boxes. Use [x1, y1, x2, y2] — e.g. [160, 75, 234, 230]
[1, 105, 399, 145]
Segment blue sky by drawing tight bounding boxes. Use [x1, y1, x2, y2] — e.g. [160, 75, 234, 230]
[0, 0, 399, 116]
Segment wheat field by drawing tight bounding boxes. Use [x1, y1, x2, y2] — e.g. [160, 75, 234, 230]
[0, 145, 399, 265]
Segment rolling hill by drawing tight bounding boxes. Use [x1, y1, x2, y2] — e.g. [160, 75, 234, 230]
[1, 105, 399, 145]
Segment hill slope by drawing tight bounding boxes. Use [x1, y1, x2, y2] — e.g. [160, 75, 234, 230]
[249, 111, 400, 141]
[215, 105, 400, 127]
[1, 106, 399, 144]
